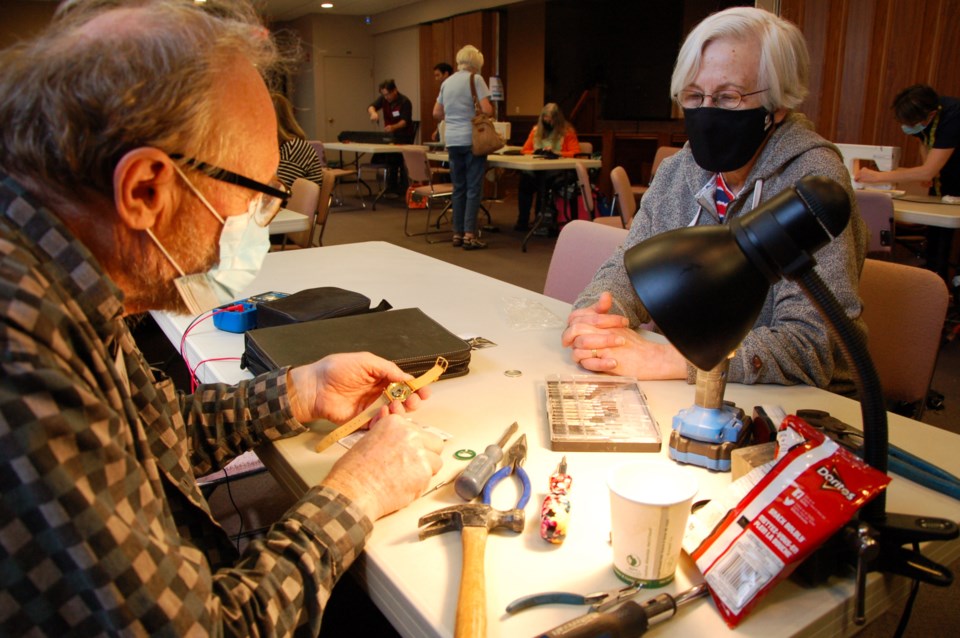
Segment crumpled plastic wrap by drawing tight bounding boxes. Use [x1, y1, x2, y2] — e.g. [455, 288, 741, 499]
[501, 296, 565, 331]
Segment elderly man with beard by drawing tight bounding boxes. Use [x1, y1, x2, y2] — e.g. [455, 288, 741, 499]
[0, 1, 442, 635]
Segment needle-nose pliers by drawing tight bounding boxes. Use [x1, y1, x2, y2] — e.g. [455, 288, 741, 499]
[482, 434, 532, 509]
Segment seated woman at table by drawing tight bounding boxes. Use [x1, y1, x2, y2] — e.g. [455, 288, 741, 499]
[515, 103, 581, 231]
[273, 92, 324, 190]
[561, 6, 867, 395]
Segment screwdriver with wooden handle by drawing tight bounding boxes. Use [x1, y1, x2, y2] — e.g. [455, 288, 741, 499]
[454, 422, 518, 500]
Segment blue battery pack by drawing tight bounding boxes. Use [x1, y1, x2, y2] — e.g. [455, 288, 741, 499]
[212, 291, 289, 333]
[212, 302, 258, 333]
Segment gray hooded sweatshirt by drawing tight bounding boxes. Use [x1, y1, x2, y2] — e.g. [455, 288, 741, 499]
[574, 113, 867, 395]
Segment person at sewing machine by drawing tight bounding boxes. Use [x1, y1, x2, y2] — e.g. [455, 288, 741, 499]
[857, 84, 959, 277]
[561, 6, 867, 395]
[855, 84, 959, 198]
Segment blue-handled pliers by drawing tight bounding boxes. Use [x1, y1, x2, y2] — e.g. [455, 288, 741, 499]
[797, 409, 960, 501]
[506, 581, 645, 614]
[482, 434, 532, 509]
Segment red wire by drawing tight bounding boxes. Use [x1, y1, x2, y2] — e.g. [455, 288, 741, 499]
[180, 309, 219, 391]
[190, 356, 242, 392]
[180, 306, 251, 391]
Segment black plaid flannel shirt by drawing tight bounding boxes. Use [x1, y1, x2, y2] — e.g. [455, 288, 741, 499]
[0, 174, 373, 636]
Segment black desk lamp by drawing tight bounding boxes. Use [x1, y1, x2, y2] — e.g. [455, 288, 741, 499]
[623, 176, 956, 623]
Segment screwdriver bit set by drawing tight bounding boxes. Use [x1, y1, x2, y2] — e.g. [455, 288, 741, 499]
[545, 375, 661, 452]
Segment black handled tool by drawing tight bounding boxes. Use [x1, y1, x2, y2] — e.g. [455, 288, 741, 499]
[536, 583, 709, 638]
[455, 422, 518, 500]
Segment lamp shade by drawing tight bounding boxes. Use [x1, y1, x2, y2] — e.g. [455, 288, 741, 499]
[624, 225, 769, 371]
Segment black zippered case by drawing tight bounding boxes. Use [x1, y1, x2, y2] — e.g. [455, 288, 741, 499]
[241, 307, 471, 379]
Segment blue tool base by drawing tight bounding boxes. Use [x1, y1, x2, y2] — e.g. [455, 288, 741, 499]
[669, 446, 731, 472]
[667, 428, 756, 472]
[673, 404, 745, 444]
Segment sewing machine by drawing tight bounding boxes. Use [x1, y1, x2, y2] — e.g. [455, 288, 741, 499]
[834, 143, 901, 190]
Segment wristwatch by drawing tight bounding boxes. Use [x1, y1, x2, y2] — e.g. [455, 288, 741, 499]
[314, 357, 449, 453]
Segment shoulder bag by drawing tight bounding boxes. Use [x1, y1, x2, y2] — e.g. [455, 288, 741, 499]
[469, 72, 504, 156]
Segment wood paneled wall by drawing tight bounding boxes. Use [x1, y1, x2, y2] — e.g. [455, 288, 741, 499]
[783, 0, 960, 168]
[418, 11, 501, 141]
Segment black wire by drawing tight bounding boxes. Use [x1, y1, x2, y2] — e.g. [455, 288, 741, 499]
[798, 268, 888, 522]
[892, 543, 923, 638]
[222, 468, 245, 553]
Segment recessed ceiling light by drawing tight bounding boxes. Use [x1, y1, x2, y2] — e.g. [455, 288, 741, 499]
[321, 2, 334, 8]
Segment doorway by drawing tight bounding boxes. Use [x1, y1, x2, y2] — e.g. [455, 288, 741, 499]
[323, 56, 375, 141]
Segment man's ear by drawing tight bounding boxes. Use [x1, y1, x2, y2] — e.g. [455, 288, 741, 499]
[113, 147, 178, 230]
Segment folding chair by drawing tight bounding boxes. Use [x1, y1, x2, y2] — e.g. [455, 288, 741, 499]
[279, 178, 319, 250]
[632, 145, 681, 201]
[284, 168, 335, 248]
[309, 141, 354, 207]
[859, 258, 948, 418]
[543, 220, 628, 303]
[401, 146, 454, 242]
[605, 165, 637, 229]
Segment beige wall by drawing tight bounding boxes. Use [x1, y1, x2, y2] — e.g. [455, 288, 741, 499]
[277, 14, 377, 139]
[372, 27, 421, 124]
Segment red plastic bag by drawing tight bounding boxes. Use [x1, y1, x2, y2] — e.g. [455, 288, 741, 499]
[406, 184, 427, 209]
[683, 415, 891, 628]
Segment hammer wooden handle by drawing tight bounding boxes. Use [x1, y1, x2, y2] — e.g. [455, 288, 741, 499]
[456, 526, 489, 638]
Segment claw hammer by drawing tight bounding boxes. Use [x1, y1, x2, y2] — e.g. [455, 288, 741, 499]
[419, 503, 524, 637]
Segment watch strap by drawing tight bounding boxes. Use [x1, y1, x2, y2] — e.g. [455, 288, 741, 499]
[315, 357, 449, 453]
[407, 356, 448, 391]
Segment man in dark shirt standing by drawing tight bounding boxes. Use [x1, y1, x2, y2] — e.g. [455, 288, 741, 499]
[367, 78, 415, 142]
[431, 63, 453, 142]
[367, 79, 415, 192]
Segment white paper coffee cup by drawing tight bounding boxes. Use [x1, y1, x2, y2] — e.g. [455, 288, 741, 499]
[608, 459, 699, 586]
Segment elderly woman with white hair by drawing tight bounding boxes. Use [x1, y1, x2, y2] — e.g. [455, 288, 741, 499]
[562, 6, 867, 395]
[433, 44, 494, 249]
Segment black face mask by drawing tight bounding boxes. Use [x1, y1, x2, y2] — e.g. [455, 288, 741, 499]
[683, 107, 773, 172]
[541, 121, 553, 134]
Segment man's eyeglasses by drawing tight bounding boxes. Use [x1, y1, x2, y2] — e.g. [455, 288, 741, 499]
[170, 154, 290, 226]
[675, 88, 769, 110]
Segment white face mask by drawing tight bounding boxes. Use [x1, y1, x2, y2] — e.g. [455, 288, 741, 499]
[147, 166, 270, 315]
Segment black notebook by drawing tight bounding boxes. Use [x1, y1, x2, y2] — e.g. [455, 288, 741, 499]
[241, 307, 470, 379]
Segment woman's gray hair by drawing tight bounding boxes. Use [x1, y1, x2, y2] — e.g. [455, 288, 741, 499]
[0, 0, 285, 199]
[670, 6, 809, 112]
[456, 45, 484, 72]
[534, 103, 570, 147]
